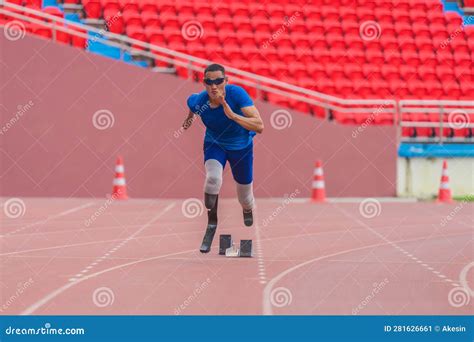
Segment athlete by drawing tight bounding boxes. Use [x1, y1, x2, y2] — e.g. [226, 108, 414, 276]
[182, 63, 264, 253]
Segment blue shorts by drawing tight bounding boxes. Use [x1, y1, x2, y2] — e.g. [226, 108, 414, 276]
[204, 141, 253, 185]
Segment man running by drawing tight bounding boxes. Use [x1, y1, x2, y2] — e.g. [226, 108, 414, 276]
[182, 63, 264, 253]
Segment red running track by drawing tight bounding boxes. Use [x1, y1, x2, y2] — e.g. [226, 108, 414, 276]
[0, 197, 472, 315]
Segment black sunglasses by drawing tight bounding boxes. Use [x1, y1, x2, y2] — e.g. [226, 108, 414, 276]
[204, 78, 225, 85]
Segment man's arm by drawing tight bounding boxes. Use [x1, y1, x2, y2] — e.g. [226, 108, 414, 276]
[228, 105, 264, 134]
[217, 94, 264, 134]
[182, 110, 195, 130]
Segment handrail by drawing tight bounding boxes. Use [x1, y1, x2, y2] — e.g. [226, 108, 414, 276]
[2, 0, 473, 144]
[400, 100, 474, 106]
[0, 1, 398, 117]
[398, 99, 474, 144]
[2, 2, 388, 106]
[399, 100, 474, 114]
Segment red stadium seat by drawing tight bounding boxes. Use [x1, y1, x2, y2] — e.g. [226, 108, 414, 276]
[34, 0, 468, 130]
[82, 0, 101, 19]
[43, 7, 64, 18]
[103, 8, 123, 34]
[55, 23, 71, 45]
[70, 27, 87, 48]
[30, 23, 52, 39]
[25, 0, 42, 7]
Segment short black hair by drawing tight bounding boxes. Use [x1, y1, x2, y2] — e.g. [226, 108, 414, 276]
[204, 63, 225, 77]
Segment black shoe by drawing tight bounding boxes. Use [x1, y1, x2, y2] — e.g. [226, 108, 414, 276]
[243, 209, 253, 227]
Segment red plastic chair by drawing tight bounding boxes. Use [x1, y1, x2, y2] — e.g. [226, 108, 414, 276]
[30, 23, 52, 39]
[43, 6, 64, 18]
[82, 0, 101, 19]
[103, 8, 123, 34]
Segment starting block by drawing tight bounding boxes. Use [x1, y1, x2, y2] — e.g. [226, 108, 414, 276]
[219, 234, 232, 255]
[220, 235, 253, 258]
[240, 240, 252, 257]
[225, 244, 240, 257]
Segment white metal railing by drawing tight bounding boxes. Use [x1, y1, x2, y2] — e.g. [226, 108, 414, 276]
[0, 2, 397, 116]
[399, 100, 474, 143]
[1, 1, 473, 144]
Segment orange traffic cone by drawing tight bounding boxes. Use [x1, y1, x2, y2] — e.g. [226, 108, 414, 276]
[112, 156, 128, 200]
[437, 160, 453, 203]
[311, 160, 326, 202]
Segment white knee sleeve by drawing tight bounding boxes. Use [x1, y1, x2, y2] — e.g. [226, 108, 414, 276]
[204, 159, 223, 195]
[236, 182, 254, 211]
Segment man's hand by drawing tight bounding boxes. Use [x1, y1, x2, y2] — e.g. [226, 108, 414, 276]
[215, 89, 237, 120]
[182, 111, 195, 130]
[215, 88, 226, 105]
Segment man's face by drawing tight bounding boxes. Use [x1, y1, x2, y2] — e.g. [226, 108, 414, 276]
[204, 71, 227, 100]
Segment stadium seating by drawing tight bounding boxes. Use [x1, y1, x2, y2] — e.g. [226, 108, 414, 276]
[465, 0, 474, 7]
[74, 2, 472, 96]
[0, 3, 87, 47]
[1, 0, 473, 139]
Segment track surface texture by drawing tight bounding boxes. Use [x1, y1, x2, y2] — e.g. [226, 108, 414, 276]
[0, 197, 472, 315]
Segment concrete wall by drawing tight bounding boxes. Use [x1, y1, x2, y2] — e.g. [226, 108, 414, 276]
[397, 158, 474, 198]
[0, 34, 397, 198]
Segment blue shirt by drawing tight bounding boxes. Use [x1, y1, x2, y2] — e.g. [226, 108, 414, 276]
[187, 84, 256, 150]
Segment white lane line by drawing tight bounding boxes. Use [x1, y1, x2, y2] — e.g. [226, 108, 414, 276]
[254, 210, 267, 285]
[21, 248, 197, 315]
[69, 202, 175, 281]
[262, 232, 471, 315]
[6, 221, 458, 256]
[337, 208, 459, 297]
[1, 202, 96, 237]
[0, 226, 198, 257]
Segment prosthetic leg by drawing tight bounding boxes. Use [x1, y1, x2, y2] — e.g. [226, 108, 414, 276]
[199, 193, 219, 253]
